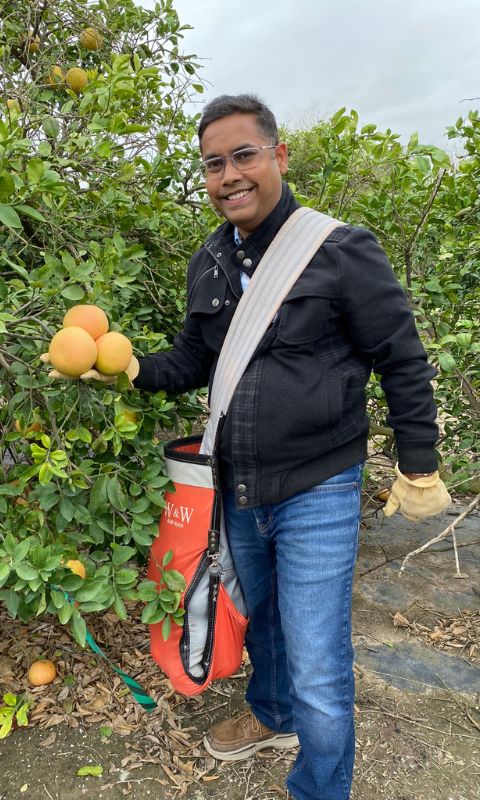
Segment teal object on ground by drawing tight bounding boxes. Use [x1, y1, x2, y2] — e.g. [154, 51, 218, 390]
[50, 584, 157, 713]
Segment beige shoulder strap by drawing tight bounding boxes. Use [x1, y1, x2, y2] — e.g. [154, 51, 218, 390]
[200, 207, 344, 455]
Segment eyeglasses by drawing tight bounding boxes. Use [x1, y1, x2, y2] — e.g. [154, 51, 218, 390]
[200, 145, 278, 176]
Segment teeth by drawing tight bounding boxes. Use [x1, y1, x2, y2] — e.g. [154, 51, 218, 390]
[226, 189, 250, 200]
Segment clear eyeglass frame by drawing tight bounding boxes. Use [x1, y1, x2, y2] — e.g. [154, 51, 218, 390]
[200, 144, 278, 176]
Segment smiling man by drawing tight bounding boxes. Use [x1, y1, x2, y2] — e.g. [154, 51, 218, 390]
[131, 95, 450, 799]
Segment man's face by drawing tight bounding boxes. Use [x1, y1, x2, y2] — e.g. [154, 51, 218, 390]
[200, 113, 288, 238]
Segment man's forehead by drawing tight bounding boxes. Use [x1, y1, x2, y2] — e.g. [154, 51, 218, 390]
[200, 113, 265, 154]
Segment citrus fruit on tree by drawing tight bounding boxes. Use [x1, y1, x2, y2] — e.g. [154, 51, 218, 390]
[27, 660, 57, 686]
[19, 30, 40, 54]
[65, 67, 88, 94]
[79, 27, 103, 51]
[63, 304, 109, 340]
[48, 327, 97, 376]
[47, 65, 64, 87]
[95, 332, 133, 375]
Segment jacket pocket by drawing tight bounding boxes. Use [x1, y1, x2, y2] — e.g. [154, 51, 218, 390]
[189, 279, 230, 353]
[277, 291, 331, 345]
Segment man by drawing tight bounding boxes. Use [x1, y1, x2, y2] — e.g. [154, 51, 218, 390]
[47, 95, 450, 800]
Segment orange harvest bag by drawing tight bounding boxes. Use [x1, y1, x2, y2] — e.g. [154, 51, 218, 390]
[147, 434, 248, 695]
[147, 209, 343, 695]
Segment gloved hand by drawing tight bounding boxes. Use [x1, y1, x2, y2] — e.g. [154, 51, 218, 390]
[383, 463, 451, 522]
[40, 353, 140, 386]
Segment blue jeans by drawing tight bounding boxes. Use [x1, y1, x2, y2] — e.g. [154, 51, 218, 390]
[222, 463, 362, 800]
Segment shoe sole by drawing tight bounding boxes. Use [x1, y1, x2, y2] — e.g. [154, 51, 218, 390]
[203, 732, 299, 762]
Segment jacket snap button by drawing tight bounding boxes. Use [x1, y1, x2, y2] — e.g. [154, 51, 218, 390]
[237, 250, 245, 260]
[243, 258, 252, 268]
[212, 298, 220, 307]
[225, 299, 230, 305]
[238, 495, 248, 506]
[237, 483, 246, 492]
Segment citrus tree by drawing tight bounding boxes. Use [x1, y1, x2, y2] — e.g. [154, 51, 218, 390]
[285, 109, 480, 490]
[0, 0, 209, 643]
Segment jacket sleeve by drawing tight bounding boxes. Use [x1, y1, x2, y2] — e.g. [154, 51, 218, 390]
[133, 254, 215, 394]
[336, 227, 439, 474]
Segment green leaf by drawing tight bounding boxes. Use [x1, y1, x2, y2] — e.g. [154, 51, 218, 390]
[0, 564, 10, 588]
[112, 546, 136, 566]
[107, 476, 127, 512]
[99, 725, 112, 738]
[27, 158, 45, 183]
[162, 550, 173, 567]
[0, 204, 22, 229]
[163, 569, 186, 593]
[71, 610, 87, 648]
[61, 285, 84, 301]
[14, 563, 37, 581]
[77, 765, 103, 777]
[89, 474, 109, 513]
[2, 693, 17, 707]
[438, 351, 456, 372]
[16, 204, 47, 222]
[0, 715, 13, 739]
[162, 615, 171, 641]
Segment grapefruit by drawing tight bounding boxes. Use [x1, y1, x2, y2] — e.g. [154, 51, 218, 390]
[63, 304, 109, 341]
[79, 27, 103, 51]
[95, 332, 133, 375]
[48, 65, 64, 87]
[48, 327, 97, 377]
[27, 660, 57, 686]
[65, 67, 88, 94]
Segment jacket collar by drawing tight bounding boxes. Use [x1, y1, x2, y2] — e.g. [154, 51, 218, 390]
[204, 183, 301, 289]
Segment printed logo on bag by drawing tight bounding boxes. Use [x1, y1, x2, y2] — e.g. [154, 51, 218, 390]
[165, 501, 195, 528]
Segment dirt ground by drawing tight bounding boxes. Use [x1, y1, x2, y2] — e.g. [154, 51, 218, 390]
[0, 502, 479, 800]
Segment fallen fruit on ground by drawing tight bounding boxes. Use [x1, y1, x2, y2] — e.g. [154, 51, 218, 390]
[48, 327, 97, 376]
[79, 27, 103, 50]
[47, 65, 64, 86]
[65, 559, 86, 579]
[95, 331, 133, 375]
[63, 304, 109, 340]
[27, 660, 57, 687]
[65, 67, 88, 93]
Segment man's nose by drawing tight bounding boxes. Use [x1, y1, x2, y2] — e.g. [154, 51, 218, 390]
[221, 156, 243, 183]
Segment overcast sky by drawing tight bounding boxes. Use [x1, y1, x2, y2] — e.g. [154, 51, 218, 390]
[142, 0, 480, 148]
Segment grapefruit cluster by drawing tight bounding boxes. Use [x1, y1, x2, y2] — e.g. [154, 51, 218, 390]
[48, 304, 133, 378]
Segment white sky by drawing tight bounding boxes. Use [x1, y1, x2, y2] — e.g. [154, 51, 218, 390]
[142, 0, 480, 147]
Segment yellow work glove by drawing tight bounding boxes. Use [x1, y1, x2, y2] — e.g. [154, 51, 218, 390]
[40, 353, 140, 386]
[383, 463, 451, 522]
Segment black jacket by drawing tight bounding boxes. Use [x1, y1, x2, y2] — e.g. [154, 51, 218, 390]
[135, 184, 438, 508]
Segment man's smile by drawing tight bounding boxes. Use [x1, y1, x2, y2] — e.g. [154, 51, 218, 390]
[220, 187, 254, 202]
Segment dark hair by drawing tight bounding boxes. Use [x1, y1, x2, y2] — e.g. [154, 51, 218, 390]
[198, 94, 279, 145]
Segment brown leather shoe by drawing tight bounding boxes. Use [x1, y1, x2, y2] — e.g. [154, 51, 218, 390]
[203, 709, 299, 761]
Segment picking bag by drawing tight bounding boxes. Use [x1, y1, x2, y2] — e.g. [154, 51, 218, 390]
[147, 208, 343, 695]
[148, 435, 248, 695]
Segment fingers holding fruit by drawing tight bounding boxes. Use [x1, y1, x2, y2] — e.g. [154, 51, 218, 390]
[42, 305, 138, 385]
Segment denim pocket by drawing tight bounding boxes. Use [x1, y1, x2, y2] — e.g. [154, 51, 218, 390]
[310, 463, 363, 492]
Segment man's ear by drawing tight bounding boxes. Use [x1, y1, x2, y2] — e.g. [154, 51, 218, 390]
[275, 142, 288, 175]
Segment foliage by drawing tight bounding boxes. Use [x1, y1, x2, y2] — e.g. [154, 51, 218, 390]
[0, 0, 208, 640]
[284, 108, 480, 489]
[0, 692, 31, 738]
